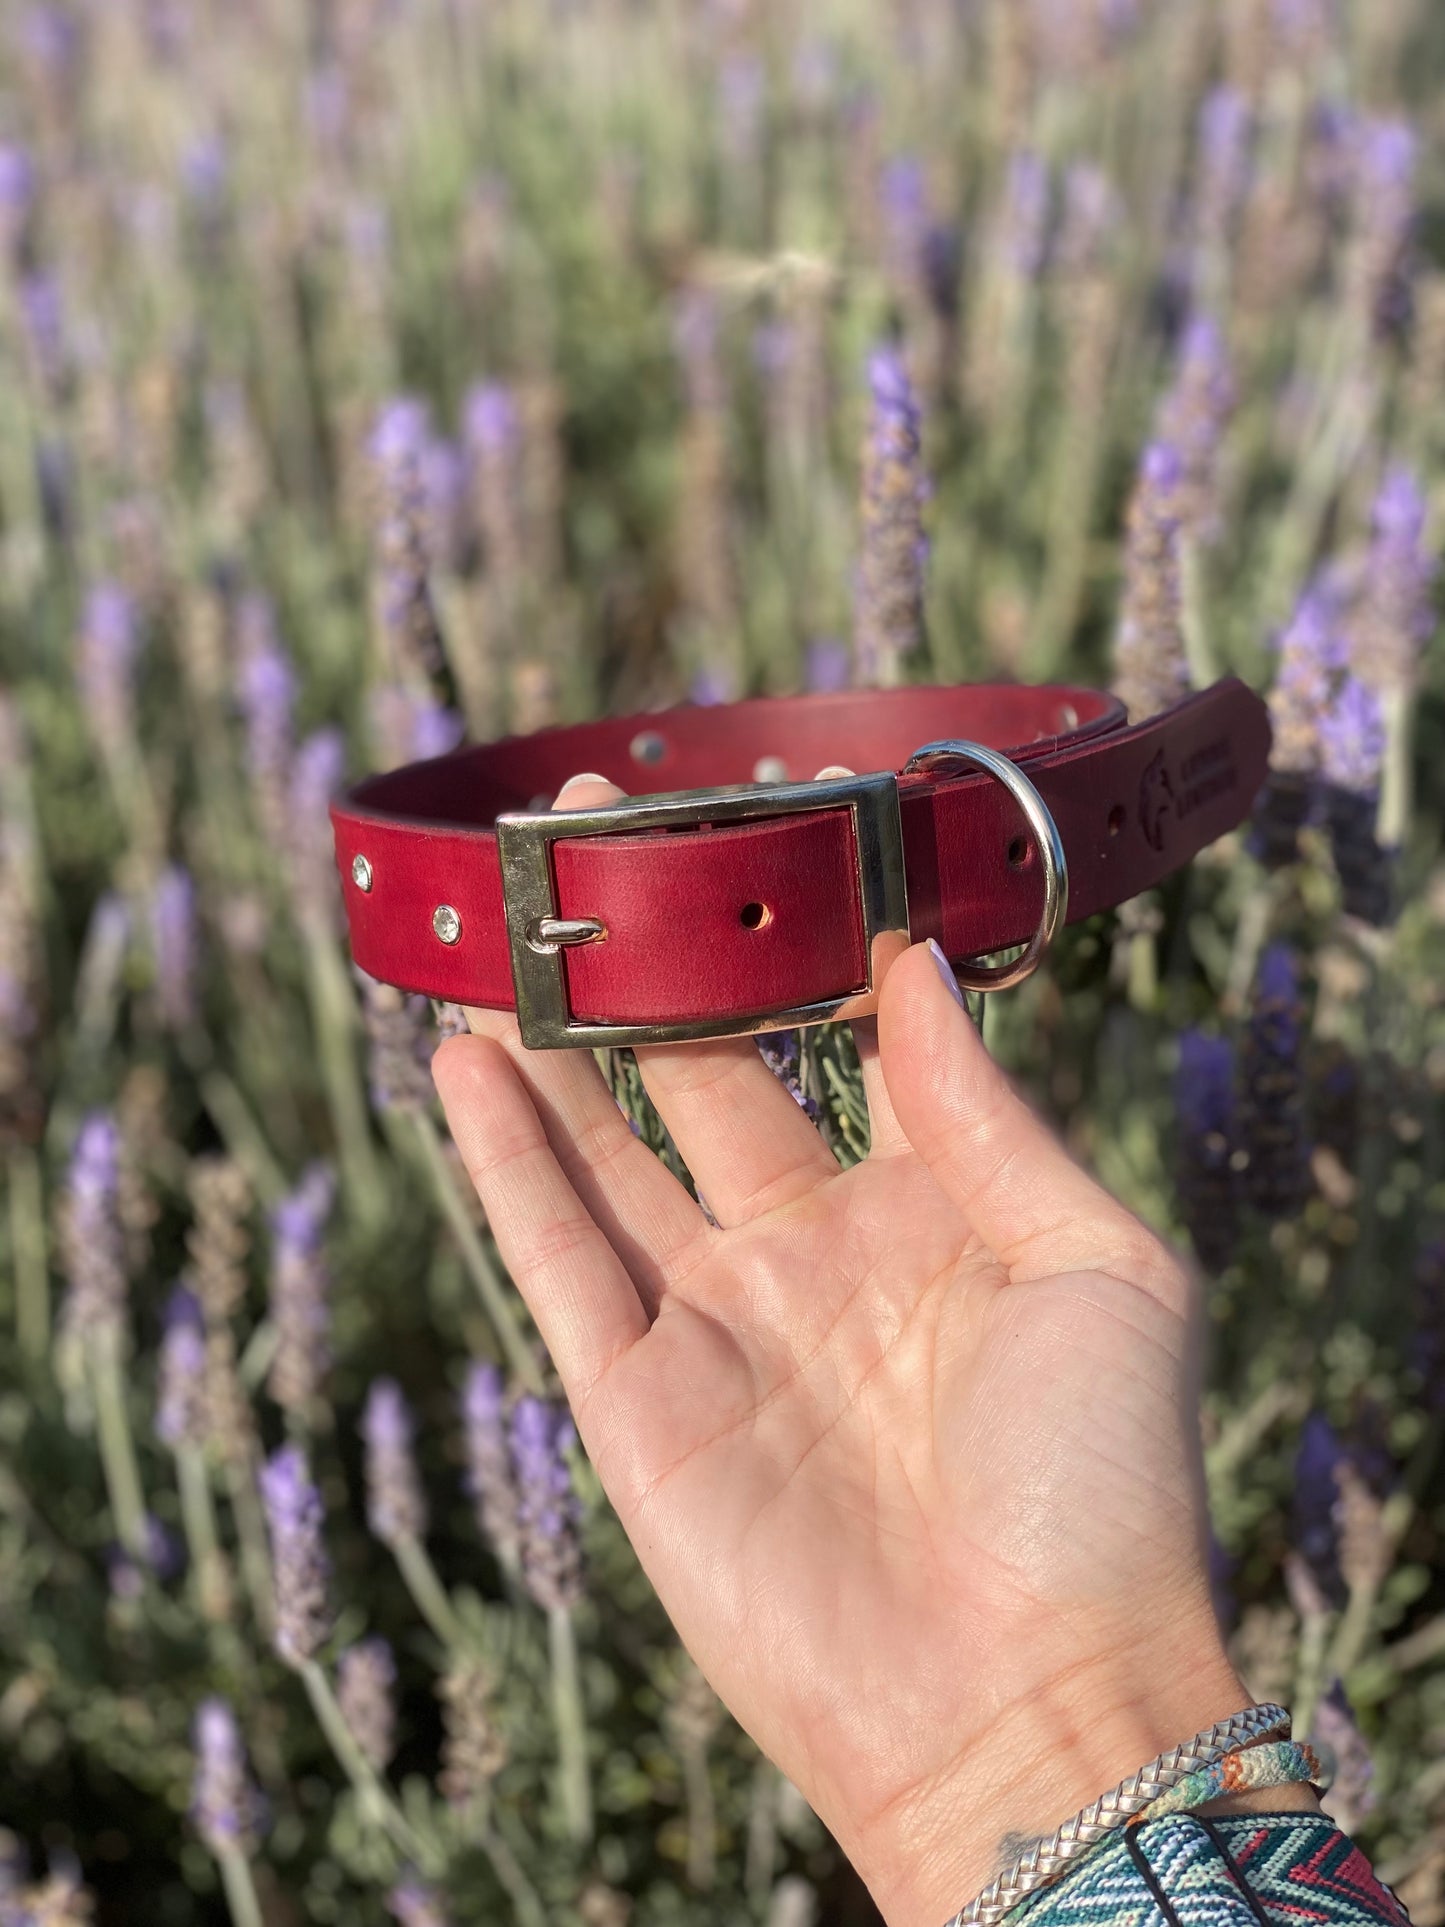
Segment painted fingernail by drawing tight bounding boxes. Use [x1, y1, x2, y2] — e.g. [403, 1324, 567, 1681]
[556, 772, 610, 794]
[927, 938, 967, 1009]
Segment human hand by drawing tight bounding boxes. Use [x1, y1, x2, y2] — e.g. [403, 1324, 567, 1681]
[433, 774, 1302, 1927]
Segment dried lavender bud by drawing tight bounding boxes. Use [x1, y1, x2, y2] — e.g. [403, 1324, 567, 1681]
[433, 1002, 468, 1043]
[463, 1361, 520, 1569]
[1155, 315, 1235, 539]
[267, 1164, 335, 1418]
[60, 1111, 127, 1338]
[511, 1396, 584, 1612]
[387, 1877, 452, 1927]
[438, 1660, 507, 1806]
[1240, 944, 1311, 1219]
[1174, 1031, 1240, 1274]
[338, 1637, 397, 1771]
[75, 582, 141, 767]
[191, 1697, 264, 1856]
[1311, 1681, 1376, 1834]
[259, 1444, 332, 1664]
[1293, 1411, 1345, 1600]
[362, 1379, 428, 1548]
[358, 970, 437, 1112]
[1354, 464, 1435, 691]
[285, 727, 346, 929]
[156, 1287, 208, 1450]
[186, 1156, 251, 1322]
[1332, 1457, 1391, 1597]
[150, 863, 197, 1032]
[235, 594, 296, 848]
[1112, 442, 1189, 722]
[370, 397, 447, 682]
[758, 1031, 819, 1120]
[853, 346, 928, 684]
[1348, 119, 1416, 337]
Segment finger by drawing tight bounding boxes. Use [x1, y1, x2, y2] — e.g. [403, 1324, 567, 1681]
[433, 1034, 649, 1404]
[877, 940, 1181, 1293]
[849, 1016, 908, 1154]
[463, 774, 712, 1309]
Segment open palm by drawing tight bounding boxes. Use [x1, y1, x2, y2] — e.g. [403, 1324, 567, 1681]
[433, 777, 1264, 1926]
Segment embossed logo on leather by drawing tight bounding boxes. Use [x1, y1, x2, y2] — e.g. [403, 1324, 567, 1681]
[1139, 750, 1175, 852]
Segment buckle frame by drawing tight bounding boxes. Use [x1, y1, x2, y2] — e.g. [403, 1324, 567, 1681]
[496, 771, 910, 1049]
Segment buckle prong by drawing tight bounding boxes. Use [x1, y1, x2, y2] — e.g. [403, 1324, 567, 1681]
[526, 916, 607, 956]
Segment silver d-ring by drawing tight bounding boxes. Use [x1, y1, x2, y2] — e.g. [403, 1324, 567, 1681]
[902, 739, 1069, 992]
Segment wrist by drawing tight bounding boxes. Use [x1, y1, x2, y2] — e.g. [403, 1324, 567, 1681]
[844, 1620, 1273, 1927]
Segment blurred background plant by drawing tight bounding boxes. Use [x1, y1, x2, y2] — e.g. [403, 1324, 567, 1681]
[3, 0, 1445, 1920]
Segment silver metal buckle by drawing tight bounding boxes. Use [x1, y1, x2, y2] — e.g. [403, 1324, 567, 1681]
[496, 772, 910, 1049]
[901, 739, 1068, 992]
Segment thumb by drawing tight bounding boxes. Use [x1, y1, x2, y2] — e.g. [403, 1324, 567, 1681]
[877, 939, 1177, 1293]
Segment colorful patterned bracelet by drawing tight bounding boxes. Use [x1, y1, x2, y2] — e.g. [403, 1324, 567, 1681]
[1127, 1738, 1325, 1828]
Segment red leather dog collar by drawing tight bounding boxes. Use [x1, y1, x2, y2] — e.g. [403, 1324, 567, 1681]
[330, 679, 1270, 1047]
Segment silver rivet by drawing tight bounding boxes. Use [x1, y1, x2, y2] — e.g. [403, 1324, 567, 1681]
[630, 729, 666, 765]
[351, 853, 374, 892]
[753, 755, 788, 784]
[432, 904, 462, 945]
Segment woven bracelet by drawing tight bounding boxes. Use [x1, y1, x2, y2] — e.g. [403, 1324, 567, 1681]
[942, 1701, 1292, 1927]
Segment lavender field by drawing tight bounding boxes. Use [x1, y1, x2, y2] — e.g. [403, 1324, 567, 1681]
[3, 0, 1445, 1921]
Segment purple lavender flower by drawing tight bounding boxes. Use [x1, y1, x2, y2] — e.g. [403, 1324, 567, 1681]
[718, 52, 765, 166]
[370, 396, 446, 681]
[758, 1031, 819, 1120]
[1001, 151, 1051, 279]
[463, 1362, 521, 1569]
[18, 269, 65, 399]
[804, 638, 850, 693]
[107, 1514, 183, 1599]
[338, 1636, 398, 1771]
[1194, 88, 1252, 256]
[235, 594, 295, 839]
[259, 1445, 332, 1664]
[76, 582, 141, 763]
[463, 381, 525, 603]
[1312, 1681, 1376, 1833]
[1294, 1411, 1345, 1595]
[880, 156, 930, 301]
[150, 864, 197, 1032]
[1057, 163, 1120, 274]
[285, 726, 346, 927]
[1267, 586, 1347, 777]
[156, 1287, 207, 1449]
[690, 666, 734, 707]
[267, 1164, 335, 1418]
[358, 971, 438, 1112]
[387, 1877, 452, 1927]
[1174, 1032, 1240, 1273]
[180, 131, 228, 212]
[0, 142, 35, 266]
[191, 1697, 264, 1856]
[1155, 315, 1235, 539]
[1320, 677, 1385, 795]
[1241, 945, 1311, 1219]
[1112, 441, 1188, 721]
[362, 1379, 428, 1548]
[510, 1396, 583, 1612]
[370, 685, 464, 771]
[60, 1111, 126, 1337]
[1350, 118, 1417, 335]
[1356, 464, 1435, 689]
[853, 346, 928, 683]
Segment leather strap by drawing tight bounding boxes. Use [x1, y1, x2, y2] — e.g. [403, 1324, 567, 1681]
[330, 679, 1270, 1033]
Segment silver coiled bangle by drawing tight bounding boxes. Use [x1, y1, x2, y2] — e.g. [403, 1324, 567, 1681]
[943, 1701, 1292, 1927]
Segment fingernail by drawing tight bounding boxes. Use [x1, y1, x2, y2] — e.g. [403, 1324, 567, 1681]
[813, 764, 855, 780]
[927, 939, 967, 1009]
[557, 772, 610, 794]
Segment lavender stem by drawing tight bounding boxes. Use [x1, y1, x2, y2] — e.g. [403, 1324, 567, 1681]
[303, 926, 385, 1228]
[408, 1110, 542, 1393]
[298, 1657, 439, 1871]
[176, 1444, 231, 1625]
[548, 1602, 593, 1845]
[391, 1532, 468, 1652]
[86, 1325, 149, 1559]
[215, 1847, 265, 1927]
